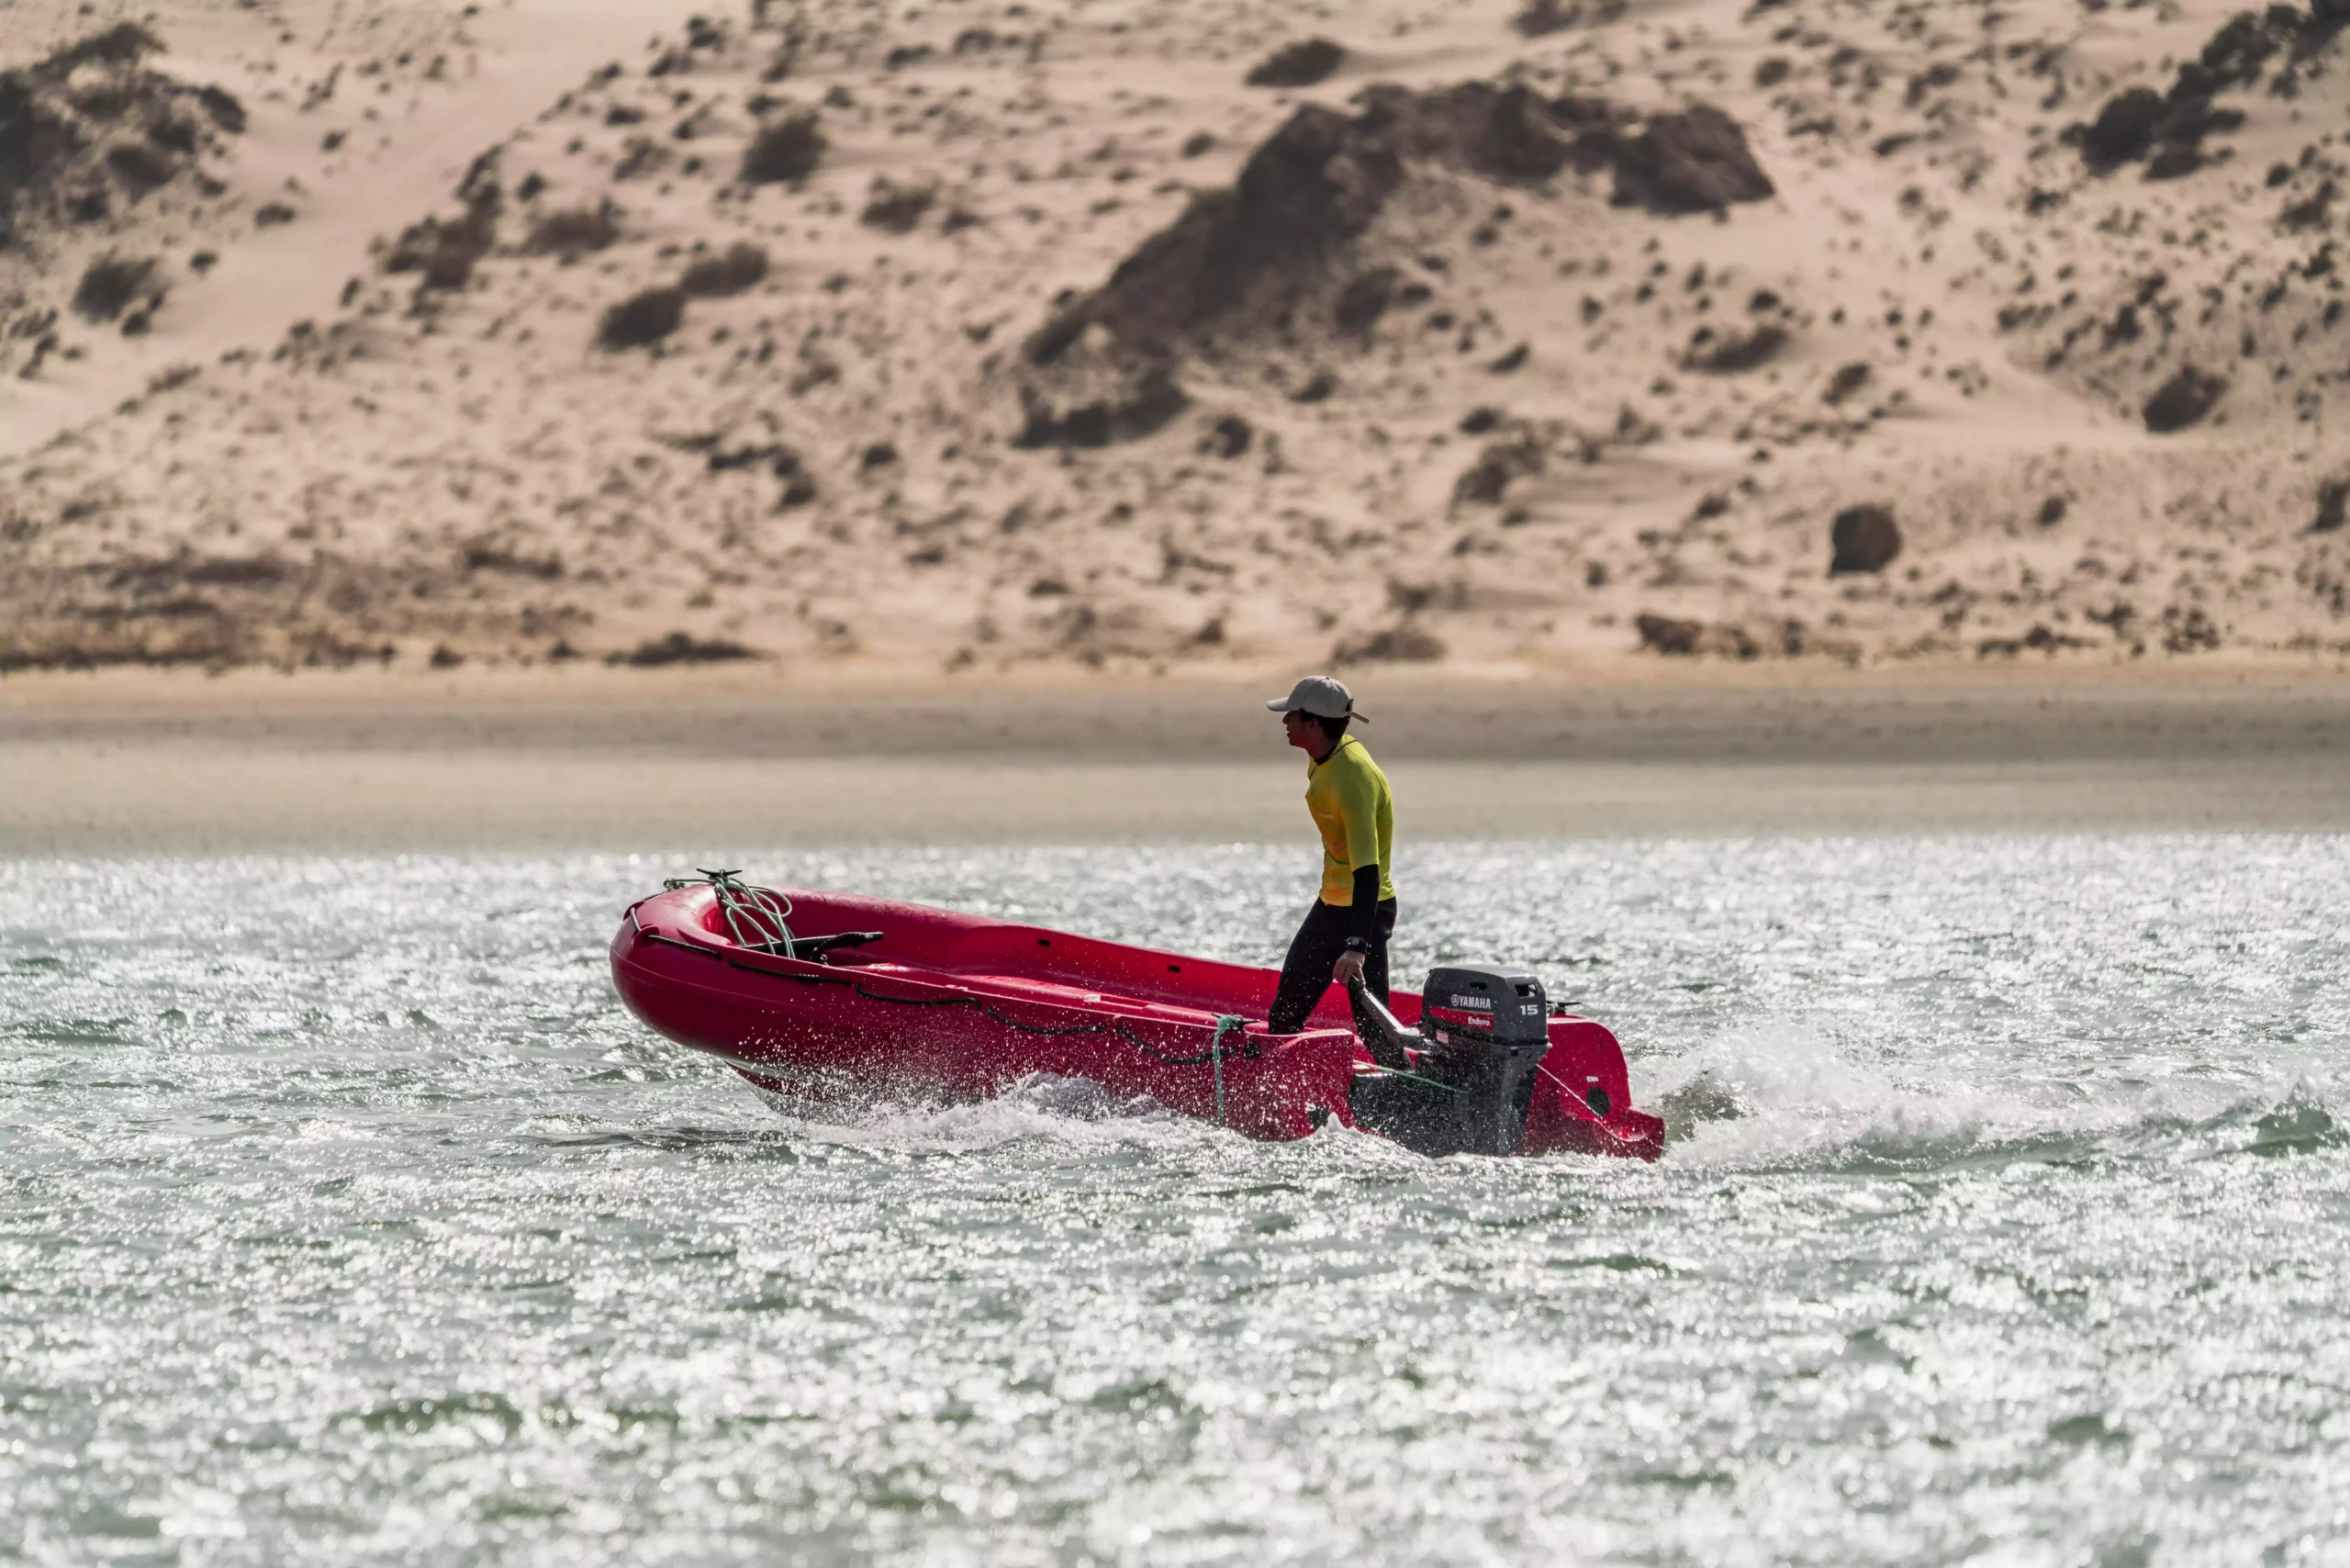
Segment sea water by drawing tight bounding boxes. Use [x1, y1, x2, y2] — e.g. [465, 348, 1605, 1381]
[3, 838, 2348, 1566]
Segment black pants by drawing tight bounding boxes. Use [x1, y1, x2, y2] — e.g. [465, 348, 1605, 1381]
[1268, 897, 1398, 1035]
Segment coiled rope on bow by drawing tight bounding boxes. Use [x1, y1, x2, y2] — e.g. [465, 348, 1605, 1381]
[652, 873, 1259, 1121]
[664, 868, 799, 959]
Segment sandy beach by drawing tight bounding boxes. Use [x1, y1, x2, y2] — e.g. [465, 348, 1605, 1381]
[6, 663, 2346, 851]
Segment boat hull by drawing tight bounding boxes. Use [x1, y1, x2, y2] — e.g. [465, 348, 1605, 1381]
[610, 885, 1664, 1159]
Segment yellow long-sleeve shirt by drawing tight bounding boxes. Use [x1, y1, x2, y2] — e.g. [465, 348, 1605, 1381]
[1304, 734, 1396, 906]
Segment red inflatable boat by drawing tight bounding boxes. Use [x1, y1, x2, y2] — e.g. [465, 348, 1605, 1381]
[610, 874, 1664, 1159]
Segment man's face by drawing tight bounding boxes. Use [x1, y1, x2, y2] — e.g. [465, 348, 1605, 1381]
[1282, 710, 1321, 752]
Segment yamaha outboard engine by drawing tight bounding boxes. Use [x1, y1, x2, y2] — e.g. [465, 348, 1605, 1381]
[1346, 966, 1550, 1157]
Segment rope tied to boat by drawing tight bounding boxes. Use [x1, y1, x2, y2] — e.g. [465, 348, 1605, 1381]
[663, 868, 798, 960]
[1210, 1014, 1245, 1125]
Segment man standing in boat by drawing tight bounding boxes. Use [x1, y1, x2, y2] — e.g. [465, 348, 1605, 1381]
[1265, 676, 1397, 1035]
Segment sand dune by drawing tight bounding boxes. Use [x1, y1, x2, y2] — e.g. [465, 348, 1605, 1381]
[4, 0, 2348, 678]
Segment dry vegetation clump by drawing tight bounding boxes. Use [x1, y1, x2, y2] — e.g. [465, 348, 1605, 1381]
[1513, 0, 1625, 36]
[145, 111, 197, 152]
[859, 178, 936, 234]
[36, 22, 164, 75]
[1684, 322, 1788, 374]
[678, 241, 768, 297]
[523, 200, 620, 259]
[104, 140, 175, 194]
[461, 541, 563, 579]
[196, 84, 246, 133]
[385, 185, 500, 291]
[739, 111, 824, 184]
[599, 286, 686, 349]
[1454, 433, 1544, 506]
[2314, 476, 2347, 534]
[610, 631, 758, 666]
[1245, 39, 1345, 88]
[1337, 625, 1447, 663]
[73, 253, 158, 320]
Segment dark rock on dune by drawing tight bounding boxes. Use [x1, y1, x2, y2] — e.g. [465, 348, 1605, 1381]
[1459, 406, 1502, 434]
[1245, 39, 1345, 89]
[1829, 504, 1901, 575]
[1586, 104, 1774, 215]
[1026, 82, 1702, 371]
[1636, 612, 1703, 655]
[1024, 101, 1405, 364]
[2143, 365, 2226, 432]
[1292, 371, 1337, 403]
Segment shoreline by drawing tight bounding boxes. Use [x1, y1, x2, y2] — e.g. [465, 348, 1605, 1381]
[6, 665, 2347, 850]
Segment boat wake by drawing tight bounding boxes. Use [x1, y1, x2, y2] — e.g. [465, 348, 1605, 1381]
[1638, 1021, 2350, 1173]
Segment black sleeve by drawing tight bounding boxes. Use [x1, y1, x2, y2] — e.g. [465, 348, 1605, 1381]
[1345, 864, 1382, 949]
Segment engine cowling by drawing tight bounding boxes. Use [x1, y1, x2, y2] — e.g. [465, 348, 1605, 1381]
[1347, 965, 1551, 1157]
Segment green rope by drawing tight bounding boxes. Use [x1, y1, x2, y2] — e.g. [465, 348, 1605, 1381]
[665, 868, 799, 960]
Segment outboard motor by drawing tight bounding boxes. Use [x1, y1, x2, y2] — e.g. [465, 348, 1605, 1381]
[1346, 966, 1551, 1157]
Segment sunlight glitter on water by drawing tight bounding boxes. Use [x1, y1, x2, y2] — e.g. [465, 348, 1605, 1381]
[3, 839, 2349, 1565]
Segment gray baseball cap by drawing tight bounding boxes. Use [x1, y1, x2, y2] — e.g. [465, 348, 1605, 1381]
[1266, 675, 1366, 722]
